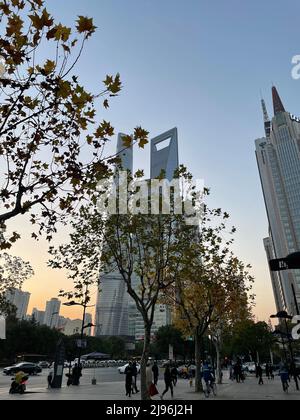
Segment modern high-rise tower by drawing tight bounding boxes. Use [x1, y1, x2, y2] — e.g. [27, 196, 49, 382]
[44, 298, 61, 328]
[256, 87, 300, 315]
[95, 133, 133, 337]
[95, 129, 178, 339]
[5, 288, 30, 320]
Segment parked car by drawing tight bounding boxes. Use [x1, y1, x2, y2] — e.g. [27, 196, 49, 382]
[118, 363, 140, 374]
[38, 361, 50, 369]
[3, 362, 42, 376]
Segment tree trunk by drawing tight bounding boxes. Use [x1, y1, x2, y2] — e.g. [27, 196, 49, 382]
[195, 332, 203, 393]
[140, 325, 151, 401]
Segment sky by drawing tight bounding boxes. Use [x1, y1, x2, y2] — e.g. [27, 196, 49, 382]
[7, 0, 300, 321]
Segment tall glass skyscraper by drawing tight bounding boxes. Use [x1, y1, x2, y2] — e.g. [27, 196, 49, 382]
[256, 87, 300, 315]
[95, 129, 178, 338]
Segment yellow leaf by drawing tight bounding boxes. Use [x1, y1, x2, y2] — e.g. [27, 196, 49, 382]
[76, 16, 96, 38]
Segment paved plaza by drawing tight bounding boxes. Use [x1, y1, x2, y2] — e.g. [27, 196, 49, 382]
[0, 369, 299, 400]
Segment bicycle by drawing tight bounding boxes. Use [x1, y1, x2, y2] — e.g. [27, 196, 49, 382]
[282, 379, 289, 394]
[204, 380, 217, 398]
[280, 372, 290, 394]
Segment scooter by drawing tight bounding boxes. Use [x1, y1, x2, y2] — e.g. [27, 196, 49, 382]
[9, 376, 28, 394]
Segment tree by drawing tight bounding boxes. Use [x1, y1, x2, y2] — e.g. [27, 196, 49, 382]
[0, 252, 34, 315]
[0, 0, 148, 249]
[0, 316, 63, 363]
[49, 168, 198, 400]
[165, 207, 254, 392]
[223, 320, 276, 364]
[153, 325, 185, 360]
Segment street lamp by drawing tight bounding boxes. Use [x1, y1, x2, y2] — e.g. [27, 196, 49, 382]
[271, 311, 299, 390]
[63, 299, 95, 370]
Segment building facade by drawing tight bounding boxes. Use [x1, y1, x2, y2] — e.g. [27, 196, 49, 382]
[5, 288, 30, 320]
[31, 308, 45, 325]
[44, 298, 61, 328]
[256, 87, 300, 315]
[62, 313, 93, 336]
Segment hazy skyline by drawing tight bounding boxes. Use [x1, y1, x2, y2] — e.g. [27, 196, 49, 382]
[6, 0, 300, 321]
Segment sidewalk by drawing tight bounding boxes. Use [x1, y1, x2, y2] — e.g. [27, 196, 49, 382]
[0, 376, 299, 400]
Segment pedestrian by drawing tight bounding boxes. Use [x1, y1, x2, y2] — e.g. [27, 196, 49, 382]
[257, 365, 264, 385]
[229, 363, 234, 381]
[125, 362, 133, 397]
[269, 365, 274, 380]
[72, 364, 80, 386]
[233, 364, 240, 383]
[160, 364, 174, 400]
[265, 363, 270, 380]
[132, 361, 139, 394]
[152, 362, 159, 386]
[171, 364, 178, 387]
[146, 362, 153, 399]
[47, 370, 53, 389]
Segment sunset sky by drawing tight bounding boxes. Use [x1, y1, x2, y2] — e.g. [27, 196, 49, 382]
[6, 0, 300, 321]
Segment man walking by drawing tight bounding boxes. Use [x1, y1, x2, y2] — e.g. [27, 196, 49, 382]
[160, 365, 174, 400]
[132, 361, 139, 394]
[257, 365, 264, 385]
[125, 362, 133, 397]
[152, 362, 159, 386]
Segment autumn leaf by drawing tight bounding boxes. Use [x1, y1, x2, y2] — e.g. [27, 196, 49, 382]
[76, 16, 96, 38]
[122, 135, 133, 148]
[6, 14, 23, 37]
[43, 59, 55, 75]
[134, 127, 149, 148]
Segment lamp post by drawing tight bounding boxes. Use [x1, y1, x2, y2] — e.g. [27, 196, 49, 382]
[63, 297, 95, 369]
[271, 311, 299, 391]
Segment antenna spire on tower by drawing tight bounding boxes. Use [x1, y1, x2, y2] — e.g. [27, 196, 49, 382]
[261, 98, 271, 137]
[272, 86, 286, 115]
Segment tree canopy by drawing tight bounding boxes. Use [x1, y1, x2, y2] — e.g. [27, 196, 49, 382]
[0, 0, 148, 249]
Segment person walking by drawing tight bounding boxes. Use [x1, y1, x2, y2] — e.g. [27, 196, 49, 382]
[257, 365, 264, 385]
[146, 362, 153, 399]
[171, 364, 178, 387]
[125, 362, 133, 397]
[132, 361, 139, 394]
[160, 365, 174, 400]
[47, 370, 53, 389]
[229, 363, 234, 381]
[72, 364, 80, 386]
[152, 362, 159, 386]
[265, 363, 270, 380]
[269, 364, 274, 380]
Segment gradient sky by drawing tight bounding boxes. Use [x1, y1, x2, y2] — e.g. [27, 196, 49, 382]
[8, 0, 300, 321]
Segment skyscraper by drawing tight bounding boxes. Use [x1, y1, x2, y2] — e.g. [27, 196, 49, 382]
[95, 129, 178, 339]
[44, 298, 61, 328]
[5, 288, 30, 320]
[31, 308, 45, 325]
[95, 133, 133, 337]
[256, 87, 300, 315]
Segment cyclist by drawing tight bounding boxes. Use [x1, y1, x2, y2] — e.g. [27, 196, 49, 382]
[202, 362, 216, 398]
[279, 364, 290, 393]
